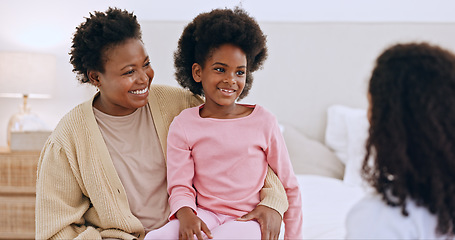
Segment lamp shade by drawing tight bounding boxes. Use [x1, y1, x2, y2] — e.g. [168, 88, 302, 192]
[0, 52, 56, 97]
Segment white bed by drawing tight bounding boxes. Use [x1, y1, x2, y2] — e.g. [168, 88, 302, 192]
[279, 105, 370, 239]
[297, 174, 365, 239]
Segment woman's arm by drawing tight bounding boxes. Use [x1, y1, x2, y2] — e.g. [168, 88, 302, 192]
[259, 166, 289, 216]
[238, 166, 289, 240]
[36, 140, 98, 239]
[36, 140, 140, 240]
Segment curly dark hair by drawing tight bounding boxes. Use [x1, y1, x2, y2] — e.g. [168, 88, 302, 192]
[174, 7, 267, 100]
[69, 7, 142, 83]
[363, 42, 455, 237]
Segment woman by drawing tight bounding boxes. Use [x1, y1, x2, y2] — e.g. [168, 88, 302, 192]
[36, 7, 288, 239]
[346, 42, 455, 239]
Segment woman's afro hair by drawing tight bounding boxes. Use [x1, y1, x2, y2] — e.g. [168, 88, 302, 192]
[174, 7, 267, 100]
[69, 7, 141, 84]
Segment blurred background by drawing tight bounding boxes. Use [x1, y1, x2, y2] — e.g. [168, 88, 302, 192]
[1, 0, 455, 147]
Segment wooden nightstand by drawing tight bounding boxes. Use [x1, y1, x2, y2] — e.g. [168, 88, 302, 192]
[0, 148, 40, 239]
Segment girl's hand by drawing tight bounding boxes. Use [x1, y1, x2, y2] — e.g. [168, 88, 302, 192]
[176, 207, 213, 240]
[237, 205, 282, 240]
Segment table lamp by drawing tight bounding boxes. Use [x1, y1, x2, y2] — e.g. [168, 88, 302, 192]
[0, 52, 56, 149]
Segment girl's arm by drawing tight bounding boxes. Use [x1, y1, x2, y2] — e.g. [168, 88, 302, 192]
[166, 119, 198, 218]
[265, 120, 303, 239]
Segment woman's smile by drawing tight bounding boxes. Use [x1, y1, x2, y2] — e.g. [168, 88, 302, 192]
[129, 86, 149, 95]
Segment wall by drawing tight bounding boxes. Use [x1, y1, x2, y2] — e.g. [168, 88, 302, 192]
[1, 1, 455, 146]
[141, 21, 455, 142]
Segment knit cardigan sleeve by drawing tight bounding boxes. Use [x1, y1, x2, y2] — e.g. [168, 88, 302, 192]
[36, 138, 94, 239]
[259, 166, 289, 216]
[35, 100, 143, 240]
[150, 84, 289, 217]
[36, 139, 142, 240]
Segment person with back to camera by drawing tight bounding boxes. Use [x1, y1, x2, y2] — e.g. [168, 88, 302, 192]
[35, 7, 290, 239]
[145, 7, 303, 240]
[345, 42, 455, 239]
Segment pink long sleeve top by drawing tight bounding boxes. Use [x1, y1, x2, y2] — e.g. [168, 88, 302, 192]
[166, 104, 303, 239]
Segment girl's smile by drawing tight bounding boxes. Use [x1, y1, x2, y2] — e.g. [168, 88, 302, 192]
[218, 87, 236, 96]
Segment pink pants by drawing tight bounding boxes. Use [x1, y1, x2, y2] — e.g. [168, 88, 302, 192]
[144, 207, 261, 239]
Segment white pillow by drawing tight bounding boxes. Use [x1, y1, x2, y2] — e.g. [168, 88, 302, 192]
[282, 123, 344, 179]
[325, 106, 350, 164]
[325, 105, 369, 187]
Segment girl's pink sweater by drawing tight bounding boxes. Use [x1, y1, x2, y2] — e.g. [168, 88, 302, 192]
[166, 104, 303, 239]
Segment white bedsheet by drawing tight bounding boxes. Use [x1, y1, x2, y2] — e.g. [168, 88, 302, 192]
[281, 174, 365, 239]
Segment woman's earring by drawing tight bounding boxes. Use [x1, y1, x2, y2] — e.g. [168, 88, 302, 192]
[95, 85, 100, 92]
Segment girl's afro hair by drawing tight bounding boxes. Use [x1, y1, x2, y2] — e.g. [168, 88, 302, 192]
[174, 7, 267, 100]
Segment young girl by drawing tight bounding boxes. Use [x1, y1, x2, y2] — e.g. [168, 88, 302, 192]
[145, 7, 303, 240]
[346, 42, 455, 239]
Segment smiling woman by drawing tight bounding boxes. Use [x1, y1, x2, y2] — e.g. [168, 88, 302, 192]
[88, 38, 154, 116]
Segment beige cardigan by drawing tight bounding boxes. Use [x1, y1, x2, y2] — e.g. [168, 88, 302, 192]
[36, 84, 288, 239]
